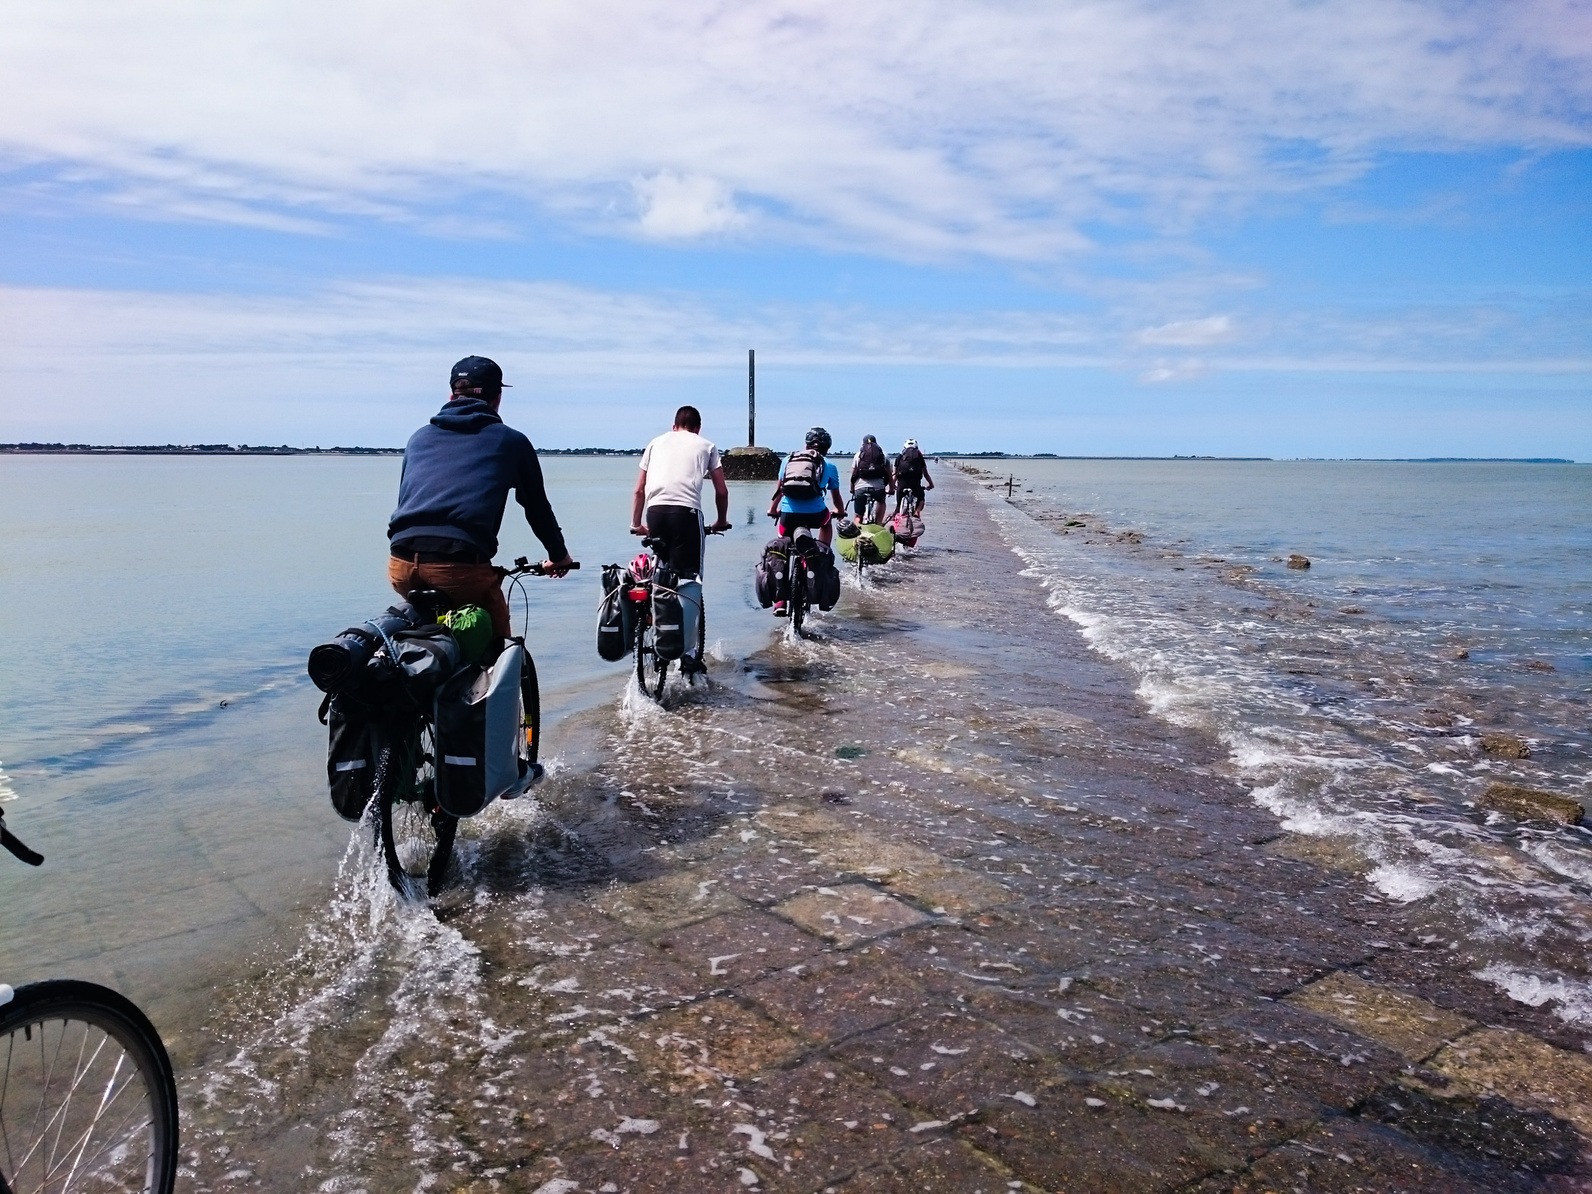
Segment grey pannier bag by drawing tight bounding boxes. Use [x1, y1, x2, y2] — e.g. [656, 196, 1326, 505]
[433, 644, 526, 817]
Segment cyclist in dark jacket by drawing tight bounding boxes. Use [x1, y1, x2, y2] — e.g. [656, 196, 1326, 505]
[388, 356, 574, 636]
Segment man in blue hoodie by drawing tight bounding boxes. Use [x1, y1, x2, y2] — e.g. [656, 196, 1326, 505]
[388, 356, 574, 637]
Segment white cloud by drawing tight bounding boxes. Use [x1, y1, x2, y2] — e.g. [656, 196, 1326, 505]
[1137, 316, 1236, 347]
[0, 1, 1586, 257]
[634, 172, 742, 238]
[2, 277, 1587, 441]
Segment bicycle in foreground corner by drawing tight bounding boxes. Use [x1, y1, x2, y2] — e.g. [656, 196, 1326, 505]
[0, 809, 180, 1194]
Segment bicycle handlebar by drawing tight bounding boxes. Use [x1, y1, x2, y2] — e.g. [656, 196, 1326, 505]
[499, 557, 581, 578]
[0, 813, 43, 867]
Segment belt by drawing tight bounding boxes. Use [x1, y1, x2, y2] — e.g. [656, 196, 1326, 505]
[391, 547, 489, 565]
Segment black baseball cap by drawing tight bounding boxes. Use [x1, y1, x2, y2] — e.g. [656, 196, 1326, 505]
[450, 356, 511, 393]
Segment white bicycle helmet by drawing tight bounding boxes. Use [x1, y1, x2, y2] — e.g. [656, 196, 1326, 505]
[902, 438, 917, 450]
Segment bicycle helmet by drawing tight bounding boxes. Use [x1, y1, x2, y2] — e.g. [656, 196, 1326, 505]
[805, 426, 832, 453]
[903, 438, 917, 450]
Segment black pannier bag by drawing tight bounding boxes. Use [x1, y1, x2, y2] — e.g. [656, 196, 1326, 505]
[324, 694, 379, 822]
[597, 563, 636, 661]
[393, 623, 461, 694]
[434, 644, 526, 817]
[651, 564, 685, 660]
[809, 541, 841, 610]
[754, 537, 792, 608]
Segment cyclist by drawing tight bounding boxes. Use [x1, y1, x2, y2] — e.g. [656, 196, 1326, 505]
[892, 438, 934, 516]
[631, 404, 732, 676]
[388, 356, 574, 638]
[849, 434, 893, 525]
[767, 426, 844, 617]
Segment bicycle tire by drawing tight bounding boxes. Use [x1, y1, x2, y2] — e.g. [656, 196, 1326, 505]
[377, 730, 457, 898]
[520, 649, 541, 770]
[632, 611, 668, 702]
[790, 561, 808, 637]
[0, 979, 179, 1194]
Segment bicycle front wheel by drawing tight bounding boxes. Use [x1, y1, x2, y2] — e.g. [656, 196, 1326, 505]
[520, 649, 541, 771]
[0, 979, 179, 1194]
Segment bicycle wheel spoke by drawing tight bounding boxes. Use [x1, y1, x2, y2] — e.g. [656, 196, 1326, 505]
[53, 1047, 150, 1189]
[48, 1074, 152, 1191]
[18, 1022, 111, 1180]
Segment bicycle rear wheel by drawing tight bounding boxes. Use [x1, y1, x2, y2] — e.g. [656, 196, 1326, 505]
[631, 605, 668, 702]
[377, 728, 457, 898]
[0, 979, 179, 1194]
[790, 563, 809, 637]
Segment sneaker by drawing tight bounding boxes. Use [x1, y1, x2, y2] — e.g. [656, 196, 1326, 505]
[773, 601, 788, 618]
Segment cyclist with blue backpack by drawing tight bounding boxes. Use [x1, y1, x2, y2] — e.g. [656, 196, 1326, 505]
[766, 427, 845, 617]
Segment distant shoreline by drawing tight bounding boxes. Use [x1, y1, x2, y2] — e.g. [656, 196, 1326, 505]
[0, 443, 1575, 463]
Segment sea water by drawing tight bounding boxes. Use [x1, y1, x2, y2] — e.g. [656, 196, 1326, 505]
[3, 455, 1588, 1035]
[975, 459, 1592, 1024]
[0, 455, 780, 1007]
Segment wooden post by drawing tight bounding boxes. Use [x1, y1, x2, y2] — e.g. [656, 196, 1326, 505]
[748, 349, 756, 447]
[1007, 474, 1014, 497]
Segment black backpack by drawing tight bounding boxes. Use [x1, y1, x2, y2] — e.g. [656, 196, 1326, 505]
[896, 445, 925, 484]
[780, 449, 825, 501]
[856, 441, 887, 479]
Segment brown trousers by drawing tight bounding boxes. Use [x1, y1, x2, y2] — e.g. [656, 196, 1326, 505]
[388, 557, 511, 638]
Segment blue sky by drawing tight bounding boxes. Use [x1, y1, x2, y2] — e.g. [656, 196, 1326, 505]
[1, 1, 1588, 456]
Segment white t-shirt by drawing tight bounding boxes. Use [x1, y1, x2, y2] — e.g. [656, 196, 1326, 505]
[639, 430, 722, 511]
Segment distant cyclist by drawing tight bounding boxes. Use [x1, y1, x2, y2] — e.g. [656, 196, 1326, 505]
[388, 356, 574, 638]
[767, 426, 845, 617]
[893, 438, 934, 516]
[631, 405, 731, 676]
[849, 434, 893, 525]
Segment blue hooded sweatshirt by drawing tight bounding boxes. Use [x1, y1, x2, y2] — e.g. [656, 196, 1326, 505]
[387, 397, 568, 561]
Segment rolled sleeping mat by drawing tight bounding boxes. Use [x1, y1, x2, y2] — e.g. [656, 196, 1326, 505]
[307, 603, 423, 693]
[836, 522, 896, 564]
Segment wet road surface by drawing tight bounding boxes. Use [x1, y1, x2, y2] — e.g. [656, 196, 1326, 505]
[177, 471, 1592, 1192]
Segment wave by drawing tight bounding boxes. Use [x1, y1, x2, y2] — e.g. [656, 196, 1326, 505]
[972, 477, 1592, 1027]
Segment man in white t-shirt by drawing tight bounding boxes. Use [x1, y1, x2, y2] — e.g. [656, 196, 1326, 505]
[630, 405, 732, 674]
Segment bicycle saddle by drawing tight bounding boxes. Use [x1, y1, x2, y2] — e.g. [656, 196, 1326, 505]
[404, 587, 452, 619]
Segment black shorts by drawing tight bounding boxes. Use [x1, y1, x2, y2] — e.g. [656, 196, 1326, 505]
[777, 508, 831, 535]
[897, 481, 925, 503]
[645, 504, 705, 577]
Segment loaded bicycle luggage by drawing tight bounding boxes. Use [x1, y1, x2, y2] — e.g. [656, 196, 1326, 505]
[308, 556, 572, 896]
[792, 536, 841, 611]
[754, 536, 792, 608]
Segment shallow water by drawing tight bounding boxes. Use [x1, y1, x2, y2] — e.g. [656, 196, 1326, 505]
[0, 455, 781, 1012]
[12, 461, 1592, 1190]
[970, 459, 1592, 1025]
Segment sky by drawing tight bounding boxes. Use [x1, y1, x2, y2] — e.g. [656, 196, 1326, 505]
[1, 1, 1589, 457]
